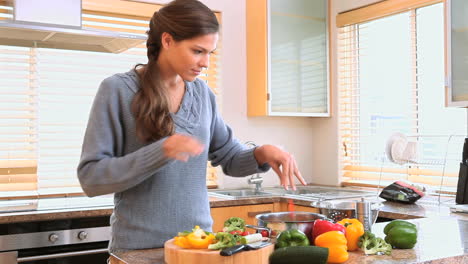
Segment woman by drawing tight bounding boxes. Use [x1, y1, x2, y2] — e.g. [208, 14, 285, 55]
[77, 0, 306, 252]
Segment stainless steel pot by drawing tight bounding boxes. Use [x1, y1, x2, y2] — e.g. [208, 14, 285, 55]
[247, 212, 328, 243]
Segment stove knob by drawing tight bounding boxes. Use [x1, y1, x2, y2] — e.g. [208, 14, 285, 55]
[49, 233, 59, 243]
[78, 231, 88, 240]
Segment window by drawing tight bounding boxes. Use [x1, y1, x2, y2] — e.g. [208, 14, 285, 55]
[0, 1, 221, 198]
[338, 1, 466, 194]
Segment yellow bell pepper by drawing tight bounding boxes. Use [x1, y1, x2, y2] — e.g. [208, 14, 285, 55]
[174, 226, 215, 249]
[314, 231, 348, 264]
[337, 218, 365, 251]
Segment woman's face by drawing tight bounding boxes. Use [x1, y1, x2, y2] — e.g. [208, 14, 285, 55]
[163, 32, 218, 82]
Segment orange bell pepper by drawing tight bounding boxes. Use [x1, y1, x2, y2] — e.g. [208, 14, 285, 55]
[174, 226, 215, 249]
[174, 236, 191, 248]
[314, 231, 348, 264]
[337, 218, 365, 251]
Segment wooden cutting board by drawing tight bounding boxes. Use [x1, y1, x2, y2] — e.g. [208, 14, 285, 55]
[164, 239, 274, 264]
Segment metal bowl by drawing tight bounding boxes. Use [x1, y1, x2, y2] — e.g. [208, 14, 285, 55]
[311, 200, 382, 224]
[253, 211, 328, 242]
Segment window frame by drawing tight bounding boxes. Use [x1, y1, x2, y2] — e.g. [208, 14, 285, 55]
[0, 0, 222, 199]
[336, 0, 465, 194]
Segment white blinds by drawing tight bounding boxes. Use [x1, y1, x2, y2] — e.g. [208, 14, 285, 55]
[0, 3, 222, 197]
[338, 2, 467, 193]
[0, 46, 38, 192]
[35, 47, 148, 191]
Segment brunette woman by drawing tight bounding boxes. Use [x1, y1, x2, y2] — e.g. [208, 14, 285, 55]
[78, 0, 306, 251]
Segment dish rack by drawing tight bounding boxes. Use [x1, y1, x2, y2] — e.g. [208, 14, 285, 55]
[377, 134, 466, 205]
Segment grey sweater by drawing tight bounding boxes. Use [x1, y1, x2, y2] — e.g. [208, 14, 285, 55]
[77, 69, 269, 251]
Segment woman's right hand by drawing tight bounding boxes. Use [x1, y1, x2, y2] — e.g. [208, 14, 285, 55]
[163, 134, 205, 162]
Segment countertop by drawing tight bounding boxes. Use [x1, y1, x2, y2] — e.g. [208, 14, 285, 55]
[1, 187, 467, 263]
[1, 189, 467, 223]
[109, 217, 468, 264]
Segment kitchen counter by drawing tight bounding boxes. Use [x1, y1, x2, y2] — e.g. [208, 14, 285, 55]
[1, 190, 466, 223]
[109, 217, 468, 264]
[0, 196, 114, 224]
[1, 187, 467, 263]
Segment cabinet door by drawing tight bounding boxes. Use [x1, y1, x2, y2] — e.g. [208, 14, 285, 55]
[293, 205, 320, 213]
[247, 0, 330, 116]
[210, 204, 273, 232]
[446, 0, 468, 106]
[273, 202, 320, 213]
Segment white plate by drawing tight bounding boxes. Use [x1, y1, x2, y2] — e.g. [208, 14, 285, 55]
[391, 136, 408, 164]
[385, 132, 406, 163]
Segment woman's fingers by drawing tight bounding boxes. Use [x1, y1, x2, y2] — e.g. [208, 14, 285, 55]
[292, 156, 307, 186]
[264, 147, 305, 191]
[181, 136, 204, 155]
[270, 163, 285, 188]
[279, 154, 306, 191]
[163, 134, 204, 161]
[288, 155, 296, 190]
[281, 159, 291, 190]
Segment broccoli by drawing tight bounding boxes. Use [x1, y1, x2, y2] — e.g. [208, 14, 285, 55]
[222, 217, 246, 232]
[207, 232, 237, 250]
[358, 231, 375, 250]
[358, 231, 392, 255]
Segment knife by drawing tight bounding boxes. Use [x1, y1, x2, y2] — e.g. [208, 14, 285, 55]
[220, 240, 271, 256]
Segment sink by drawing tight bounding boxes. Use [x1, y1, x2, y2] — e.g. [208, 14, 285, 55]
[208, 189, 275, 199]
[263, 186, 377, 200]
[208, 186, 377, 200]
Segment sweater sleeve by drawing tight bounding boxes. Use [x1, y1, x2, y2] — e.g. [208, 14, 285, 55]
[206, 86, 270, 177]
[77, 77, 173, 197]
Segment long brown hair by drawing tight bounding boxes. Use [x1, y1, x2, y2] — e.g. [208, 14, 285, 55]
[132, 0, 219, 143]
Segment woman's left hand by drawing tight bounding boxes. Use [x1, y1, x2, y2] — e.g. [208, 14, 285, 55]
[253, 145, 307, 190]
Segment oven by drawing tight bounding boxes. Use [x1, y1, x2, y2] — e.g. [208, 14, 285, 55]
[0, 216, 111, 264]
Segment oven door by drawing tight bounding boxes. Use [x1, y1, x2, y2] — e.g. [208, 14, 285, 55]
[0, 226, 110, 264]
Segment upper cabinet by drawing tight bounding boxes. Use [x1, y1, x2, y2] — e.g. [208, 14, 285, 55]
[446, 0, 468, 107]
[246, 0, 330, 116]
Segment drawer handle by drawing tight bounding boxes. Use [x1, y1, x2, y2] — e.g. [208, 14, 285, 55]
[18, 248, 108, 262]
[247, 211, 271, 217]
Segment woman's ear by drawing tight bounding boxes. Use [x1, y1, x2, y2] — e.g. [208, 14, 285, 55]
[160, 32, 174, 50]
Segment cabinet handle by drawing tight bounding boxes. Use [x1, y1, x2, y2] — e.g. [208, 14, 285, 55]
[248, 211, 271, 217]
[18, 248, 108, 262]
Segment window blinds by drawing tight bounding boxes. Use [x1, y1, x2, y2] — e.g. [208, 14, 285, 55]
[0, 2, 221, 198]
[338, 1, 466, 193]
[0, 45, 37, 193]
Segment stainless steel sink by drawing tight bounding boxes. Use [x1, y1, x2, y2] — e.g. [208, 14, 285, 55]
[208, 186, 377, 200]
[263, 186, 377, 200]
[208, 189, 275, 199]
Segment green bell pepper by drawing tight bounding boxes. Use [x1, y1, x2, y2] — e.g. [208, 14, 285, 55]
[383, 220, 418, 249]
[275, 229, 310, 248]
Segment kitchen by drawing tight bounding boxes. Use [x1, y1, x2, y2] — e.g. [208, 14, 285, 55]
[0, 0, 467, 263]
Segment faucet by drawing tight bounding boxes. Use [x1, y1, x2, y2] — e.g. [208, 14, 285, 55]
[245, 141, 263, 192]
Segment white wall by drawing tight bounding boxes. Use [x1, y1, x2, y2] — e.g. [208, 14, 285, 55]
[203, 0, 336, 189]
[202, 0, 319, 189]
[146, 0, 381, 189]
[308, 0, 384, 188]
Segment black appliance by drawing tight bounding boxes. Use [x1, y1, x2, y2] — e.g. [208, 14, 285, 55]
[0, 216, 110, 264]
[456, 137, 468, 204]
[0, 196, 113, 264]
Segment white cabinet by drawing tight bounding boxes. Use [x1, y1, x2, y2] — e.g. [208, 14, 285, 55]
[247, 0, 330, 116]
[446, 0, 468, 107]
